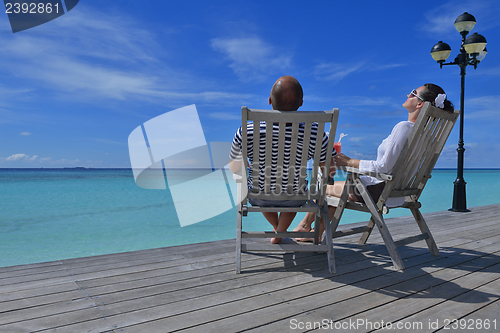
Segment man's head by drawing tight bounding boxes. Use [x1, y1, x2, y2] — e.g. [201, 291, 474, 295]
[269, 76, 303, 111]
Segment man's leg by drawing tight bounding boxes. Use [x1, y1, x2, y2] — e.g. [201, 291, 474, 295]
[271, 212, 297, 244]
[262, 212, 279, 230]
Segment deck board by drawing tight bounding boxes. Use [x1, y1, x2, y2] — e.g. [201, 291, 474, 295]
[1, 203, 499, 333]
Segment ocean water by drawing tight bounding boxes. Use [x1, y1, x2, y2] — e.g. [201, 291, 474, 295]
[1, 168, 499, 268]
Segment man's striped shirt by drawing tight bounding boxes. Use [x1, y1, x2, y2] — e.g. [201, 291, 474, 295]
[229, 121, 332, 193]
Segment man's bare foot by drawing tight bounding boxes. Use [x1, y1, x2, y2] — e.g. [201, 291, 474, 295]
[270, 227, 282, 244]
[271, 237, 282, 244]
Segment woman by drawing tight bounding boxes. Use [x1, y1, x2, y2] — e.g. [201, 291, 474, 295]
[294, 83, 454, 240]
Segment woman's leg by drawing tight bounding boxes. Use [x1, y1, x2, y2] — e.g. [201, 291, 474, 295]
[295, 182, 347, 231]
[293, 181, 359, 242]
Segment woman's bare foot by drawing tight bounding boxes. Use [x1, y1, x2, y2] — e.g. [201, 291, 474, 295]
[294, 227, 325, 243]
[293, 225, 315, 242]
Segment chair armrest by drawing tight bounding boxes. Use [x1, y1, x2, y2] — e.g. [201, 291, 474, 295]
[336, 166, 393, 181]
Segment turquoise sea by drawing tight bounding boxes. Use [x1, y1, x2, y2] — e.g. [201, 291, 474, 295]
[1, 168, 499, 268]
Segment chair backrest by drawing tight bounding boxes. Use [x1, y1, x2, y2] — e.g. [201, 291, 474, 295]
[241, 107, 338, 204]
[380, 102, 459, 204]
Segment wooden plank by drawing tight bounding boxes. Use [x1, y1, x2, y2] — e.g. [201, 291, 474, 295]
[242, 231, 318, 238]
[332, 226, 372, 238]
[0, 233, 434, 330]
[0, 239, 235, 280]
[460, 300, 500, 329]
[172, 248, 500, 332]
[206, 246, 500, 333]
[242, 244, 328, 252]
[0, 204, 498, 333]
[399, 274, 500, 331]
[245, 109, 337, 123]
[99, 233, 500, 332]
[394, 233, 429, 247]
[319, 254, 500, 332]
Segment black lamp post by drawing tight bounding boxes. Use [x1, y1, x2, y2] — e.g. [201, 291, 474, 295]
[430, 12, 487, 212]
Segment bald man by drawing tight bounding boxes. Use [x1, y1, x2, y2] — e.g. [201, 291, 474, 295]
[229, 76, 333, 244]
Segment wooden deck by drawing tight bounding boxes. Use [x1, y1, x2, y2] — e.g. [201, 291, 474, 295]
[1, 203, 499, 333]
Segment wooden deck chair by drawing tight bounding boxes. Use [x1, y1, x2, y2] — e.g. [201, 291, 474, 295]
[235, 107, 339, 273]
[327, 102, 459, 273]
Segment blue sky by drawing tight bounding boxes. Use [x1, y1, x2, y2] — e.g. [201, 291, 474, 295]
[1, 0, 499, 168]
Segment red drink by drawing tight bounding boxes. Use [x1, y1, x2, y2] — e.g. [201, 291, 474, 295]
[334, 142, 341, 154]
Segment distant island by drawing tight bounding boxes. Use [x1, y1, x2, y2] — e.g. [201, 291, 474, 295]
[63, 167, 94, 169]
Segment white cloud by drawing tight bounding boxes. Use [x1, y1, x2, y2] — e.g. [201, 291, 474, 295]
[20, 132, 32, 136]
[314, 61, 405, 84]
[211, 36, 292, 81]
[208, 112, 241, 120]
[5, 153, 38, 161]
[1, 154, 84, 166]
[0, 7, 257, 107]
[0, 9, 163, 102]
[346, 136, 365, 143]
[421, 11, 462, 35]
[466, 95, 500, 119]
[476, 66, 500, 76]
[91, 138, 126, 145]
[371, 64, 406, 71]
[345, 150, 375, 160]
[314, 62, 365, 83]
[340, 96, 394, 107]
[419, 1, 500, 36]
[340, 123, 364, 129]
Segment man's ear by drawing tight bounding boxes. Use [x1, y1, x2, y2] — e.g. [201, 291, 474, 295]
[269, 96, 272, 106]
[300, 100, 303, 107]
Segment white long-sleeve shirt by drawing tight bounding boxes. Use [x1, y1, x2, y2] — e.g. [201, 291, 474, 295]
[359, 121, 414, 187]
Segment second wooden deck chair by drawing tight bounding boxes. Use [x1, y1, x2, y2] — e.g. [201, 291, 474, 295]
[327, 102, 459, 273]
[235, 107, 339, 273]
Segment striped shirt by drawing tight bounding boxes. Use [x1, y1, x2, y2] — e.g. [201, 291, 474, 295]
[229, 121, 332, 193]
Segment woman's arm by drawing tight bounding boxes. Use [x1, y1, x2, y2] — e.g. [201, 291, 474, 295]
[334, 122, 413, 176]
[334, 153, 360, 169]
[358, 122, 413, 175]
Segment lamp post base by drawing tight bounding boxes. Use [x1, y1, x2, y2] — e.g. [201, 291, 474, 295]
[449, 179, 470, 212]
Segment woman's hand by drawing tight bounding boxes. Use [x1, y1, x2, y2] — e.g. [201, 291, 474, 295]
[334, 153, 360, 169]
[334, 153, 350, 166]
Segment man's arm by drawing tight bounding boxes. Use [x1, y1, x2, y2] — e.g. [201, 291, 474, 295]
[229, 159, 243, 174]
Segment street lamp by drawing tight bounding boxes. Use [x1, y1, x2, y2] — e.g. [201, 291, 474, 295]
[430, 12, 487, 212]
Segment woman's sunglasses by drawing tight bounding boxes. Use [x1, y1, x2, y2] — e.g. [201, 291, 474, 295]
[409, 89, 424, 101]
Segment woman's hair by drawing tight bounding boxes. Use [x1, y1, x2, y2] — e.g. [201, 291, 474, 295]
[419, 83, 454, 112]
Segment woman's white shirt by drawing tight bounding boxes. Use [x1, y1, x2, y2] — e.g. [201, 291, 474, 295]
[359, 121, 414, 186]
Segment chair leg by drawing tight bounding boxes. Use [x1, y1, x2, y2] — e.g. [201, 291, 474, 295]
[373, 214, 404, 270]
[330, 173, 351, 236]
[354, 177, 404, 270]
[410, 207, 440, 256]
[323, 206, 335, 274]
[236, 207, 243, 274]
[358, 217, 375, 245]
[313, 214, 321, 245]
